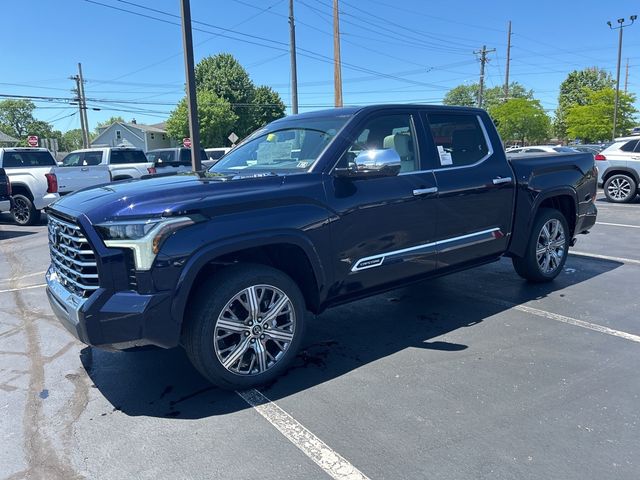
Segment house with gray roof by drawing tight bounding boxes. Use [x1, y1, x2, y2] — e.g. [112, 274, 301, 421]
[0, 130, 19, 146]
[91, 120, 175, 151]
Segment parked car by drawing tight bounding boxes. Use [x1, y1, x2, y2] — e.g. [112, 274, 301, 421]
[572, 145, 602, 154]
[0, 148, 60, 225]
[596, 135, 640, 203]
[146, 147, 208, 174]
[507, 145, 579, 154]
[0, 168, 11, 215]
[46, 105, 597, 389]
[62, 147, 153, 181]
[629, 126, 640, 136]
[204, 147, 231, 165]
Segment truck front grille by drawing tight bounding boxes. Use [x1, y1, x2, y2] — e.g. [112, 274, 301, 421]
[48, 214, 99, 298]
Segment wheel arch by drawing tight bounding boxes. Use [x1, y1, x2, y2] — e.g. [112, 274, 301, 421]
[172, 233, 327, 326]
[9, 182, 34, 200]
[601, 167, 640, 185]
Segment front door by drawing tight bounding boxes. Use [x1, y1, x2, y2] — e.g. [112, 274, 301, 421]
[420, 111, 515, 268]
[325, 112, 439, 300]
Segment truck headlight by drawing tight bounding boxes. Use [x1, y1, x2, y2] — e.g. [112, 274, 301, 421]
[96, 217, 196, 270]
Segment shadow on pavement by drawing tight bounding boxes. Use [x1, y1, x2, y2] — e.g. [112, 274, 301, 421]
[82, 255, 621, 420]
[0, 229, 39, 240]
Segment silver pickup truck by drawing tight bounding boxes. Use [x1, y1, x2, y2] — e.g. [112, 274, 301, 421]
[61, 147, 154, 181]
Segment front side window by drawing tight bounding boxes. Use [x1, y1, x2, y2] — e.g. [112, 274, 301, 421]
[62, 152, 82, 166]
[210, 116, 349, 174]
[339, 114, 418, 173]
[424, 113, 490, 168]
[83, 152, 103, 165]
[147, 151, 175, 165]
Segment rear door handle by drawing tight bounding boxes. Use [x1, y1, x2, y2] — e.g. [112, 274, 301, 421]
[413, 187, 438, 196]
[81, 167, 89, 171]
[492, 177, 512, 185]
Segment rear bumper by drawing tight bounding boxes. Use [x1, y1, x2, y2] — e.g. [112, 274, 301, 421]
[0, 198, 11, 213]
[46, 266, 179, 350]
[576, 202, 597, 234]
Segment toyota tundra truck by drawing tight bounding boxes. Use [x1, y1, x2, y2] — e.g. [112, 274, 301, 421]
[45, 105, 598, 389]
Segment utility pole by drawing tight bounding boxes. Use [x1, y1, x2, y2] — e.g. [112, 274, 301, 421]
[474, 45, 495, 109]
[333, 0, 343, 107]
[504, 21, 512, 101]
[179, 0, 202, 171]
[77, 63, 90, 148]
[624, 58, 629, 93]
[289, 0, 299, 114]
[608, 15, 636, 140]
[71, 74, 88, 148]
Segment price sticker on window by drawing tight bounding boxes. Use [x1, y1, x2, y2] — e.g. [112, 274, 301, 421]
[437, 145, 453, 166]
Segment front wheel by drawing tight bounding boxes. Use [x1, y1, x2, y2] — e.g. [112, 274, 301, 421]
[183, 264, 306, 390]
[512, 208, 569, 282]
[12, 194, 40, 226]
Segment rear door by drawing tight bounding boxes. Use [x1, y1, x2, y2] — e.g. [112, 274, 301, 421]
[56, 151, 109, 193]
[421, 111, 515, 267]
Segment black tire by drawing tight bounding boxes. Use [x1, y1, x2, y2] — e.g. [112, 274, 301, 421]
[183, 264, 306, 390]
[603, 174, 637, 203]
[12, 194, 40, 226]
[512, 208, 570, 283]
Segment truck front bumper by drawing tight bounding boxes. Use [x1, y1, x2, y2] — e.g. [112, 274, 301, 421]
[46, 266, 179, 350]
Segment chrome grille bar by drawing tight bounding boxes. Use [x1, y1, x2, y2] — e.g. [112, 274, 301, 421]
[48, 213, 99, 298]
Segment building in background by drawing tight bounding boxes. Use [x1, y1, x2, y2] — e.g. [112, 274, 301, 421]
[91, 121, 175, 151]
[0, 130, 19, 146]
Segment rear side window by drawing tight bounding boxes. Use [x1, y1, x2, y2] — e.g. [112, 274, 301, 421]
[2, 151, 56, 168]
[110, 150, 148, 164]
[620, 140, 639, 152]
[424, 113, 490, 168]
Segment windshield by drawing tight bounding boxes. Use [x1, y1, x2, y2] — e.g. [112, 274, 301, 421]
[209, 116, 349, 174]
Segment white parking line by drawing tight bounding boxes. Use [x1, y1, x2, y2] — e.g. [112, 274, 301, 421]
[0, 283, 46, 294]
[570, 251, 640, 266]
[0, 271, 47, 284]
[596, 222, 640, 229]
[237, 389, 370, 480]
[469, 294, 640, 344]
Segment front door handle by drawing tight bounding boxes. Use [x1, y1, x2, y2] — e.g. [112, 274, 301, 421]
[81, 167, 89, 171]
[413, 187, 438, 196]
[492, 177, 512, 185]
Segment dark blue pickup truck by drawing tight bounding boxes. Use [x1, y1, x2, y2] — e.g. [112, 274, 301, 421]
[45, 105, 597, 389]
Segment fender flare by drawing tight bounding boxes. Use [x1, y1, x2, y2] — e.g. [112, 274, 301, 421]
[170, 230, 327, 325]
[508, 186, 578, 257]
[8, 182, 34, 200]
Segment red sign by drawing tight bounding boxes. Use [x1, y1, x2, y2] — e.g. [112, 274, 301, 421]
[27, 135, 39, 147]
[183, 137, 192, 148]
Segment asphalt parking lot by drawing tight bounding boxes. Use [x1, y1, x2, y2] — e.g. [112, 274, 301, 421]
[1, 192, 639, 480]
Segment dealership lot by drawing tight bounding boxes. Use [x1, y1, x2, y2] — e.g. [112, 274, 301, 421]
[1, 193, 638, 480]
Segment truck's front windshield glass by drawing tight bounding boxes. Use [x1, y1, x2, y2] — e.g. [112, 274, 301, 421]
[208, 116, 350, 175]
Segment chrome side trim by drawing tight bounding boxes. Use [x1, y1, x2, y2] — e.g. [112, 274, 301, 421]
[351, 227, 500, 272]
[413, 187, 438, 196]
[492, 177, 512, 185]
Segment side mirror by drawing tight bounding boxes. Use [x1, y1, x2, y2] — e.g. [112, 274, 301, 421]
[335, 149, 402, 178]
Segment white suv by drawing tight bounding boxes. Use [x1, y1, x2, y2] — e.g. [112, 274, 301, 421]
[596, 136, 640, 203]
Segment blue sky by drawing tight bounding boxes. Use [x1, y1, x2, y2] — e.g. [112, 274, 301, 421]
[1, 0, 638, 132]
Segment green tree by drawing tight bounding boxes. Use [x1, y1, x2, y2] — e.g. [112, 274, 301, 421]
[25, 120, 54, 139]
[94, 116, 125, 135]
[566, 88, 637, 142]
[489, 98, 551, 145]
[443, 82, 533, 111]
[166, 90, 238, 148]
[251, 85, 286, 129]
[61, 129, 84, 151]
[554, 67, 614, 139]
[0, 99, 36, 138]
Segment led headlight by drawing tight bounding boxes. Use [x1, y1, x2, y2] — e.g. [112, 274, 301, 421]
[96, 216, 196, 270]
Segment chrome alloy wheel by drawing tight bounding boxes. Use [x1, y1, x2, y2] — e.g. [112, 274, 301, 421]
[607, 177, 632, 201]
[536, 219, 566, 274]
[13, 197, 30, 224]
[214, 284, 296, 375]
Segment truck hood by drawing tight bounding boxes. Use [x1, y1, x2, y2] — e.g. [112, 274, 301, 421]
[51, 173, 286, 223]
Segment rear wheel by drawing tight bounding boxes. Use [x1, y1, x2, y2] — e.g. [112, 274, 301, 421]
[183, 264, 306, 390]
[512, 208, 569, 282]
[12, 194, 40, 226]
[604, 174, 637, 203]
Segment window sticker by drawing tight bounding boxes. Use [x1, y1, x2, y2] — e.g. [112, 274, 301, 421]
[437, 145, 453, 166]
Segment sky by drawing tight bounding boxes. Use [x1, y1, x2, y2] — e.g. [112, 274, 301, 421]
[1, 0, 639, 133]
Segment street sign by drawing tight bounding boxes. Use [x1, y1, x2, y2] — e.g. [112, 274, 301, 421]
[228, 132, 239, 145]
[183, 137, 192, 148]
[27, 135, 39, 147]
